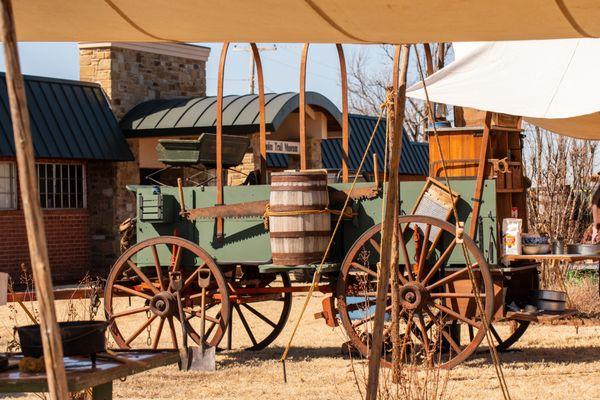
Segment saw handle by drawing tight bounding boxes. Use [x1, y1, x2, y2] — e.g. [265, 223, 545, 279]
[177, 178, 187, 215]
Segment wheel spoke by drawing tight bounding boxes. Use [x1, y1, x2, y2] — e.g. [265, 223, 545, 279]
[234, 304, 257, 346]
[241, 303, 277, 329]
[171, 245, 182, 271]
[113, 284, 153, 301]
[110, 306, 150, 319]
[398, 227, 416, 282]
[417, 224, 432, 281]
[126, 260, 160, 295]
[151, 245, 166, 291]
[167, 316, 178, 348]
[430, 301, 482, 328]
[489, 324, 503, 344]
[430, 292, 485, 299]
[421, 239, 456, 286]
[352, 305, 392, 328]
[369, 238, 381, 254]
[416, 313, 431, 355]
[204, 320, 217, 342]
[152, 317, 165, 349]
[351, 262, 377, 278]
[125, 314, 157, 346]
[440, 328, 462, 354]
[181, 263, 208, 293]
[426, 264, 475, 291]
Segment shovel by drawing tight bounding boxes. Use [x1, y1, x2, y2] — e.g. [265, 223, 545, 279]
[193, 268, 216, 371]
[169, 270, 216, 372]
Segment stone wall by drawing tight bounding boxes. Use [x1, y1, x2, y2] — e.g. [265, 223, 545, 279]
[79, 42, 209, 272]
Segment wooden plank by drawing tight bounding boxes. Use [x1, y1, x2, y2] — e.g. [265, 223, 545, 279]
[0, 351, 179, 394]
[0, 1, 69, 399]
[502, 254, 600, 264]
[503, 309, 578, 323]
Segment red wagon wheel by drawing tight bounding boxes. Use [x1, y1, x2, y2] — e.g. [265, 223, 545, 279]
[217, 269, 292, 351]
[105, 236, 230, 350]
[337, 215, 494, 369]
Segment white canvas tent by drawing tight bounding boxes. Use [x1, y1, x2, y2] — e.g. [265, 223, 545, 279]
[406, 39, 600, 139]
[7, 0, 600, 43]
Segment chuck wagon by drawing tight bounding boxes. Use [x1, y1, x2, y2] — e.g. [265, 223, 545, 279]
[103, 45, 582, 370]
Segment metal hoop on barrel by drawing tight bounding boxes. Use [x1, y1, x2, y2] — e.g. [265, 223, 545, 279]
[299, 43, 349, 181]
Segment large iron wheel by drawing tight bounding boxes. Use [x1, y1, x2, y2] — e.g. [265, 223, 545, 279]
[471, 320, 530, 353]
[336, 215, 494, 369]
[105, 236, 230, 350]
[218, 269, 292, 351]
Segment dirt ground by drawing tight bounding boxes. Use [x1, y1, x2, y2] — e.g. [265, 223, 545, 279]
[1, 292, 599, 400]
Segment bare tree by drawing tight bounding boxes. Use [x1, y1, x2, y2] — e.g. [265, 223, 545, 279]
[524, 125, 598, 242]
[347, 43, 451, 141]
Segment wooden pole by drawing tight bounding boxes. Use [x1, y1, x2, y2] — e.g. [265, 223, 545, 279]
[250, 43, 267, 184]
[215, 42, 229, 241]
[336, 44, 349, 183]
[0, 1, 69, 398]
[299, 43, 309, 170]
[365, 44, 410, 400]
[468, 111, 492, 238]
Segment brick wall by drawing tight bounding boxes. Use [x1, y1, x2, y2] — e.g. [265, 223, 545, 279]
[0, 209, 90, 286]
[0, 158, 91, 286]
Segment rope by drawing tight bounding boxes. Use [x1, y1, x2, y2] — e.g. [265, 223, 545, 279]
[262, 205, 354, 230]
[279, 96, 392, 371]
[413, 45, 512, 400]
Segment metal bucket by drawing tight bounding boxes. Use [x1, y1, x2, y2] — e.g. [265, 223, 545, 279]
[17, 320, 108, 358]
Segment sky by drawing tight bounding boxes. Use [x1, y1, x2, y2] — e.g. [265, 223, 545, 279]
[0, 42, 388, 110]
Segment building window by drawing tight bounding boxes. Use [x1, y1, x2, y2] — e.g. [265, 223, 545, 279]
[36, 163, 86, 209]
[0, 162, 17, 210]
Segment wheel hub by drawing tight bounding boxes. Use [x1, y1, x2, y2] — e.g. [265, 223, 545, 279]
[398, 283, 429, 310]
[149, 291, 175, 317]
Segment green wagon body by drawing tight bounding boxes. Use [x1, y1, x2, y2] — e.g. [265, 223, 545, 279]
[130, 179, 499, 270]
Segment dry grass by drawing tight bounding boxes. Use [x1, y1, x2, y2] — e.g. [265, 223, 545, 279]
[0, 292, 599, 400]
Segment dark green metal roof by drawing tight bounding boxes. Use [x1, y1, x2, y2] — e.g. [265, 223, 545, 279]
[0, 72, 133, 161]
[321, 114, 429, 176]
[120, 92, 342, 137]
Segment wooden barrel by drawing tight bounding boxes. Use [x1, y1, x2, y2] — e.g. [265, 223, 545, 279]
[269, 170, 330, 266]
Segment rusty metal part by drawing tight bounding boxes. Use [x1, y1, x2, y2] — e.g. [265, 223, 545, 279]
[187, 200, 268, 219]
[250, 43, 267, 184]
[336, 214, 494, 369]
[328, 185, 380, 203]
[185, 185, 379, 220]
[313, 295, 339, 327]
[490, 157, 510, 175]
[104, 236, 231, 350]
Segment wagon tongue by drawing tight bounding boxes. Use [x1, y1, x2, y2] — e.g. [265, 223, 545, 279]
[169, 271, 216, 372]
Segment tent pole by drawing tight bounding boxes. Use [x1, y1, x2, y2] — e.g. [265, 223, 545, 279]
[215, 42, 229, 242]
[336, 44, 349, 183]
[250, 43, 267, 184]
[299, 43, 309, 170]
[0, 1, 69, 399]
[365, 43, 410, 400]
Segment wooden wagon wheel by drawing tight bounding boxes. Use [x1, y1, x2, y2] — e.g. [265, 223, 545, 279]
[470, 320, 530, 353]
[104, 236, 230, 350]
[336, 215, 494, 369]
[217, 269, 292, 351]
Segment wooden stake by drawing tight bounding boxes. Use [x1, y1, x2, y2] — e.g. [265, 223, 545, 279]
[365, 44, 410, 400]
[0, 1, 69, 398]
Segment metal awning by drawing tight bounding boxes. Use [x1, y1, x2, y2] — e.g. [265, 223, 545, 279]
[0, 73, 133, 161]
[321, 114, 429, 175]
[120, 92, 342, 137]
